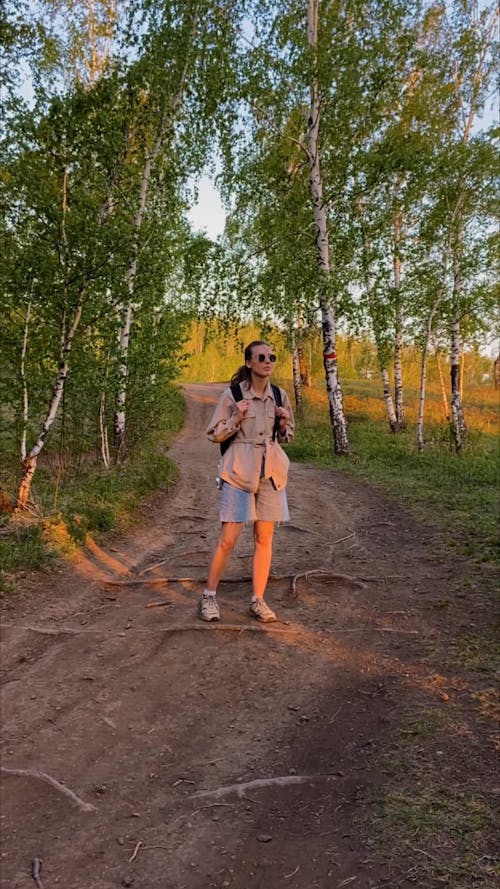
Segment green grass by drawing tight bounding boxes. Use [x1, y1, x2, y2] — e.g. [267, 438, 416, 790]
[372, 786, 498, 888]
[369, 707, 499, 888]
[0, 385, 185, 593]
[286, 385, 499, 565]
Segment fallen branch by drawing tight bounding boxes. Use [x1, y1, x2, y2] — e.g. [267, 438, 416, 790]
[191, 774, 337, 800]
[1, 766, 96, 812]
[31, 858, 43, 889]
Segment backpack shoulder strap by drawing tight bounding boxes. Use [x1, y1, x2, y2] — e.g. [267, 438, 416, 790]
[230, 382, 243, 402]
[220, 383, 243, 457]
[271, 383, 282, 407]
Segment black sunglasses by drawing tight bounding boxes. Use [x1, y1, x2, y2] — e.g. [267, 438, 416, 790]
[256, 353, 276, 363]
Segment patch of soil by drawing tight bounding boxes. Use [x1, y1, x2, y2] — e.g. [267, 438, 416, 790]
[1, 384, 497, 889]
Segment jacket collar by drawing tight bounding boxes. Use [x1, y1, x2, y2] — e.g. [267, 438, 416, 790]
[243, 379, 272, 400]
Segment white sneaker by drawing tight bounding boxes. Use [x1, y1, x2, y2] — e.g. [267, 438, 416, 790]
[199, 594, 220, 622]
[249, 599, 277, 622]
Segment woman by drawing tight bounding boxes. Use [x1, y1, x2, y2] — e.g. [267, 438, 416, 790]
[200, 341, 294, 623]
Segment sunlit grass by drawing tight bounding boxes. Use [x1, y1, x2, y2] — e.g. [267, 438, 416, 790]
[0, 385, 185, 593]
[286, 381, 499, 564]
[369, 706, 499, 888]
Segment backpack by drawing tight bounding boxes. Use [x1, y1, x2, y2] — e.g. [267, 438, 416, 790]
[220, 383, 283, 456]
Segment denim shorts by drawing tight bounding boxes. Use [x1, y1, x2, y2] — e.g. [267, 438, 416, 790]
[219, 479, 290, 523]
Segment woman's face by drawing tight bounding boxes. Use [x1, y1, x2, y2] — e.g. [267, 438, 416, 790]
[246, 344, 277, 379]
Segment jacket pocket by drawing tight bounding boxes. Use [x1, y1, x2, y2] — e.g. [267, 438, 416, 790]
[269, 444, 290, 489]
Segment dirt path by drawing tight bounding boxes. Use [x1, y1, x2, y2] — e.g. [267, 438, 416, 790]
[1, 384, 496, 889]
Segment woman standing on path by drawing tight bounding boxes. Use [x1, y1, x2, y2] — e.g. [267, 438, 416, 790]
[200, 341, 295, 623]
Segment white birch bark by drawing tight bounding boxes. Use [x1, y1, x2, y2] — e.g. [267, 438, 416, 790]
[446, 7, 497, 450]
[113, 41, 196, 459]
[16, 302, 84, 510]
[450, 253, 467, 451]
[306, 0, 349, 455]
[380, 368, 398, 433]
[16, 156, 116, 509]
[20, 300, 32, 463]
[99, 388, 111, 469]
[392, 210, 405, 431]
[291, 337, 303, 413]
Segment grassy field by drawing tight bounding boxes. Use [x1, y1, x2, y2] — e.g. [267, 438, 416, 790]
[284, 379, 499, 565]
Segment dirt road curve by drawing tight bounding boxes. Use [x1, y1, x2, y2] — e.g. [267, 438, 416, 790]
[0, 384, 492, 889]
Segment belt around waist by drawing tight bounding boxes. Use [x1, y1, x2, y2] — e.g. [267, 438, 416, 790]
[233, 439, 270, 447]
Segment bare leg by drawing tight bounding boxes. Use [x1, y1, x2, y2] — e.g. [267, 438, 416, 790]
[207, 522, 244, 591]
[252, 520, 275, 599]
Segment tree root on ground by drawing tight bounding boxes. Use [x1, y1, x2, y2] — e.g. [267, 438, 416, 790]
[191, 774, 337, 800]
[100, 570, 368, 593]
[1, 766, 96, 812]
[1, 621, 418, 637]
[0, 623, 298, 636]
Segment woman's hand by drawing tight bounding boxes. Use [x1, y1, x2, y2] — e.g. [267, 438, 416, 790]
[234, 399, 249, 423]
[275, 407, 290, 427]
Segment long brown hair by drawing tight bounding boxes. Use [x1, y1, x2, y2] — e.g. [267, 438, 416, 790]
[230, 340, 270, 385]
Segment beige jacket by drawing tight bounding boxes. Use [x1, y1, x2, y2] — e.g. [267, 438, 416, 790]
[206, 380, 295, 493]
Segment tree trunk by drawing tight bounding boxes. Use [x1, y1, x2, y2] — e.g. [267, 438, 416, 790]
[296, 311, 311, 387]
[450, 251, 467, 452]
[393, 212, 406, 430]
[380, 368, 398, 433]
[113, 42, 196, 459]
[16, 302, 84, 509]
[16, 456, 38, 511]
[435, 346, 450, 421]
[416, 340, 430, 451]
[298, 345, 311, 387]
[114, 300, 134, 460]
[99, 388, 111, 470]
[20, 300, 32, 463]
[291, 339, 303, 414]
[306, 0, 349, 456]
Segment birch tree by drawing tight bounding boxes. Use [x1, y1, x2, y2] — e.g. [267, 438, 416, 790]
[111, 0, 241, 458]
